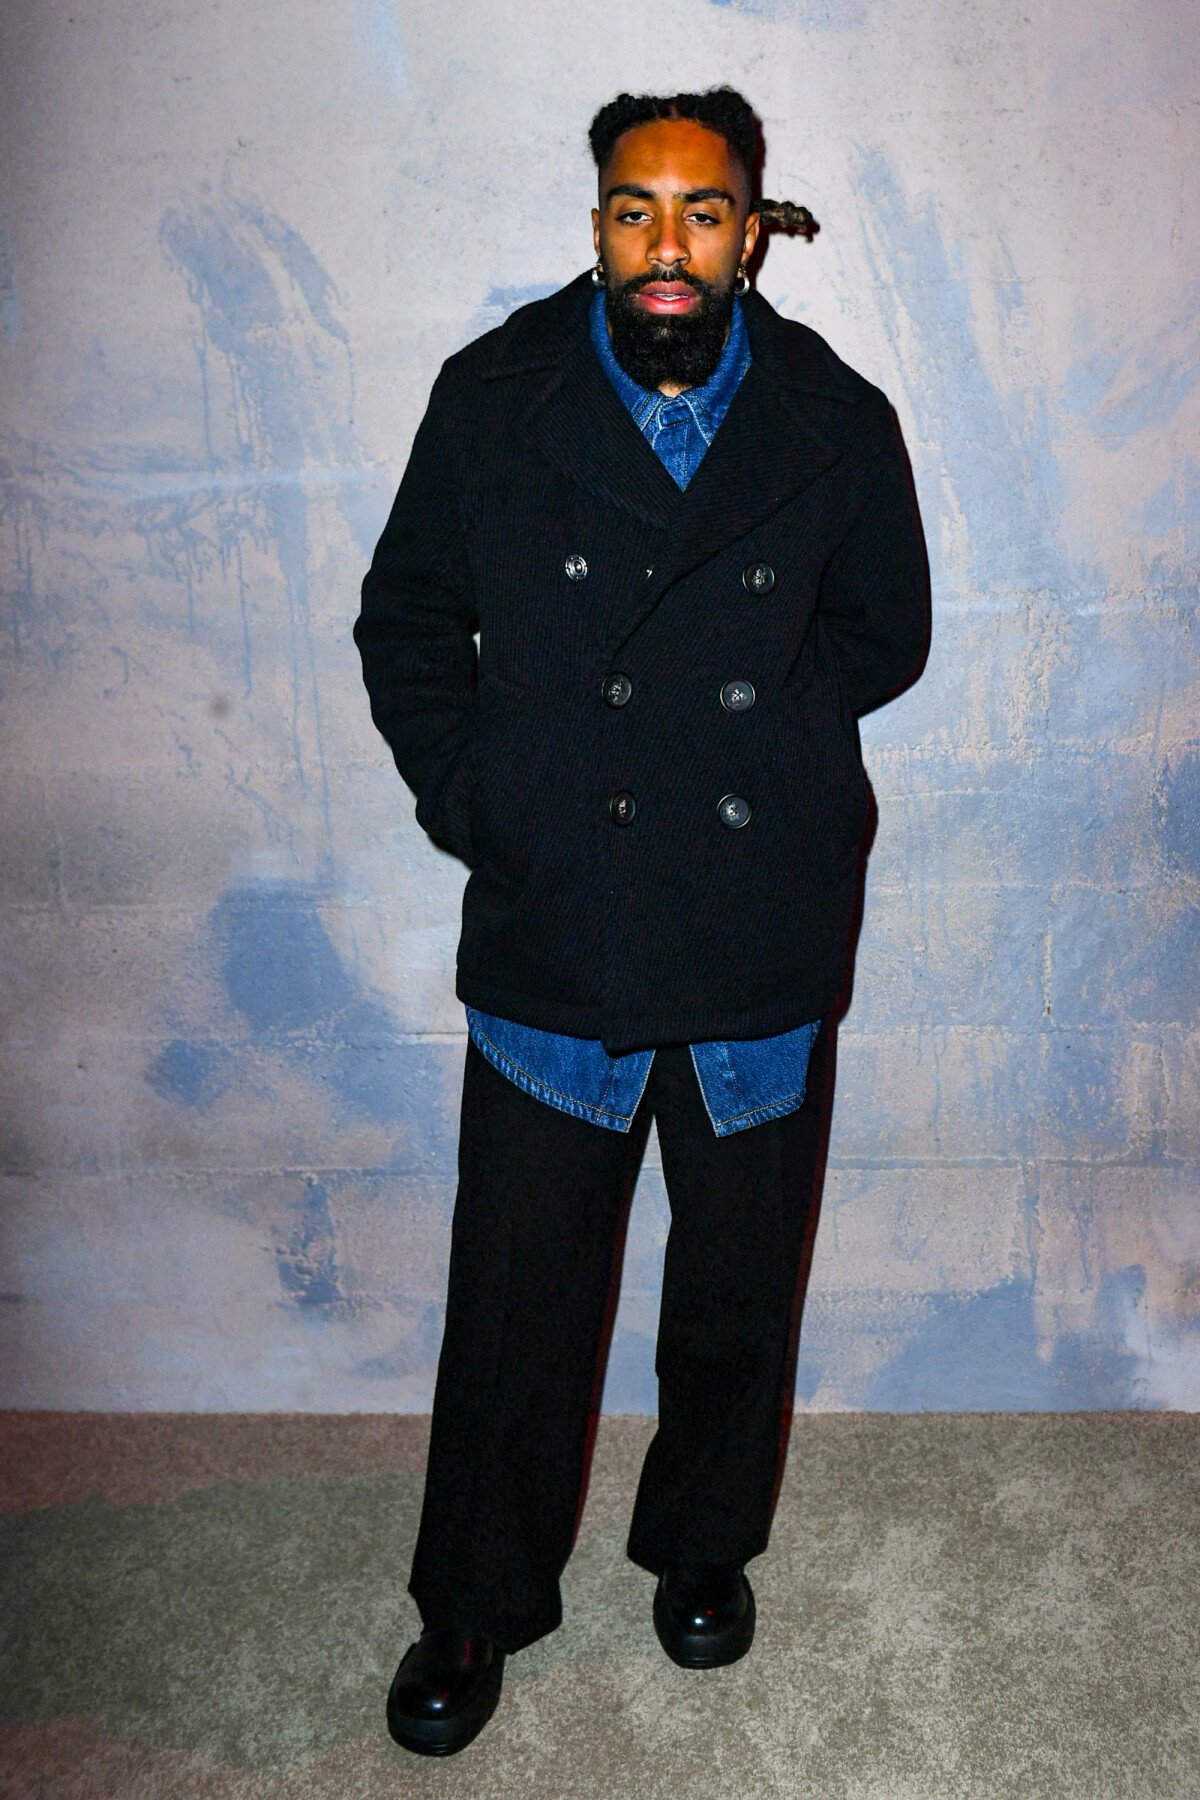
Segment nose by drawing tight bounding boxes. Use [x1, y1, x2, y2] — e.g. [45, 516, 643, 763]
[648, 212, 688, 271]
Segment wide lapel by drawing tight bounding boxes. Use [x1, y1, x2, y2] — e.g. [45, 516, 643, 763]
[508, 291, 683, 532]
[490, 275, 848, 657]
[599, 296, 845, 656]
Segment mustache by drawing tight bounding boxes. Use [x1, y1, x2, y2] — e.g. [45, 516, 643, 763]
[618, 266, 713, 294]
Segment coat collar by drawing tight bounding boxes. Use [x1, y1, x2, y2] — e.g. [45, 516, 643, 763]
[482, 271, 854, 654]
[481, 268, 860, 402]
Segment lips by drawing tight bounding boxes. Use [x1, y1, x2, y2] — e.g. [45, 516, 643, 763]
[636, 284, 698, 314]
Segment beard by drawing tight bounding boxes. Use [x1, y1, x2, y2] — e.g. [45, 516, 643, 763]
[603, 265, 736, 391]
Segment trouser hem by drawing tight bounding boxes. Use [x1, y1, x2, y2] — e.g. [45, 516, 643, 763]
[408, 1578, 563, 1657]
[624, 1535, 770, 1581]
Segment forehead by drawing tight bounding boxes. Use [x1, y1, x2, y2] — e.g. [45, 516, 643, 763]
[601, 117, 745, 195]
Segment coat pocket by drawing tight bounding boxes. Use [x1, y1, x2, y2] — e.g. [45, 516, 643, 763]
[756, 646, 869, 839]
[466, 686, 558, 890]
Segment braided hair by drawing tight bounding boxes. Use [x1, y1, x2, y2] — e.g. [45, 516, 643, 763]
[587, 86, 817, 240]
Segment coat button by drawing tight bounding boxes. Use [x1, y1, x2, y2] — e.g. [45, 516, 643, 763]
[717, 793, 752, 828]
[742, 561, 775, 594]
[720, 679, 755, 711]
[603, 672, 632, 707]
[610, 790, 637, 824]
[565, 554, 588, 581]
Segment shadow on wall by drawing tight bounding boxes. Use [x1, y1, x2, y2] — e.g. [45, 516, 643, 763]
[145, 880, 421, 1133]
[140, 879, 466, 1337]
[857, 1267, 1151, 1410]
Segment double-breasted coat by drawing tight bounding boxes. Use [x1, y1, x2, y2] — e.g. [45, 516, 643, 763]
[354, 270, 929, 1055]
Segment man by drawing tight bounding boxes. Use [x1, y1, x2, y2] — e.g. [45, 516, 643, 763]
[353, 85, 928, 1757]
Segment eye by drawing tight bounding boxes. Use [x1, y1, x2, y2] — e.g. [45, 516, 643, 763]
[686, 211, 720, 226]
[616, 208, 652, 224]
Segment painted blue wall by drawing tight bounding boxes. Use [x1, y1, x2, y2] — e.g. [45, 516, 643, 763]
[1, 0, 1197, 1409]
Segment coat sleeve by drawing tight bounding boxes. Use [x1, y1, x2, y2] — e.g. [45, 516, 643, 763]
[352, 363, 481, 868]
[816, 399, 930, 718]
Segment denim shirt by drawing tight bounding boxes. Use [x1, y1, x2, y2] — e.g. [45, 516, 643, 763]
[465, 285, 821, 1137]
[587, 279, 751, 480]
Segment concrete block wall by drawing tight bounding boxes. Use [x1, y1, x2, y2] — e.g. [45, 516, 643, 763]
[1, 0, 1196, 1408]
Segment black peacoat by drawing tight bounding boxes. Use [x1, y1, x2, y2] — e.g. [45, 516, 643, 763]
[354, 270, 929, 1055]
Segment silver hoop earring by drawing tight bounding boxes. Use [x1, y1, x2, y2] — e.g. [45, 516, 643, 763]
[591, 261, 605, 288]
[734, 266, 750, 296]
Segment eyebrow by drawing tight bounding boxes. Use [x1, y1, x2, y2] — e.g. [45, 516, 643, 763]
[604, 183, 737, 207]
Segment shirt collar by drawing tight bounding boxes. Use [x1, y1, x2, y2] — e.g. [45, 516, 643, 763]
[588, 284, 751, 440]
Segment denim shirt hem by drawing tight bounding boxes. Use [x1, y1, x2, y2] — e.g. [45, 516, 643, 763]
[706, 1090, 814, 1137]
[687, 1025, 818, 1135]
[469, 1015, 652, 1132]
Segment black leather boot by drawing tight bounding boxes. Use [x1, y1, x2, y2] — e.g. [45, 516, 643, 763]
[385, 1625, 506, 1756]
[652, 1562, 757, 1668]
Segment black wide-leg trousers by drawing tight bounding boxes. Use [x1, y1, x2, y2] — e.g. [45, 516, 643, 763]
[407, 1021, 831, 1656]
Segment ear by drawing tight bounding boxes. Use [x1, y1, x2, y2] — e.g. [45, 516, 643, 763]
[741, 210, 761, 264]
[591, 207, 601, 257]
